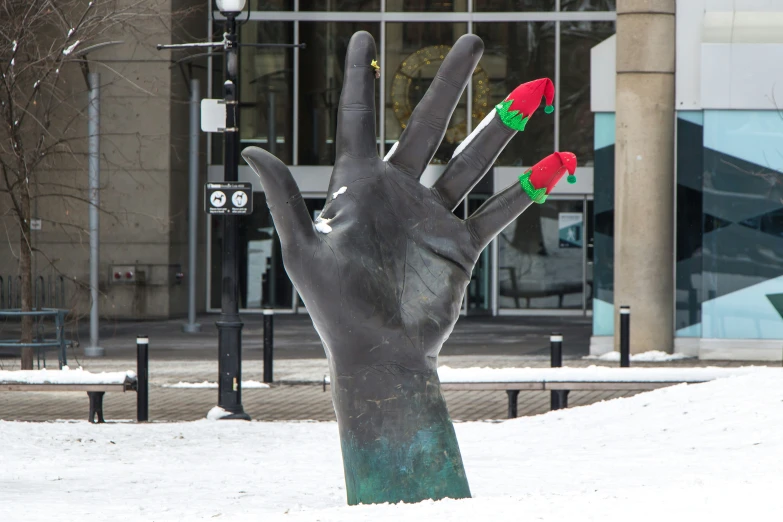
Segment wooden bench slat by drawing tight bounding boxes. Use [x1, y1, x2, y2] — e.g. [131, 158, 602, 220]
[544, 381, 693, 391]
[442, 382, 545, 391]
[0, 383, 130, 392]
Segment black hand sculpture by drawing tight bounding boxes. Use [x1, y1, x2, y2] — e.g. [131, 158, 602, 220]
[242, 31, 576, 506]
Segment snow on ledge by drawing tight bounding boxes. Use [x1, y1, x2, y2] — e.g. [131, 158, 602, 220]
[435, 365, 779, 383]
[163, 380, 270, 389]
[0, 367, 136, 385]
[584, 350, 693, 362]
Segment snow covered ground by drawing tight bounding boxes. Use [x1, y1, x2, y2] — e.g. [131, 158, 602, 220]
[1, 373, 782, 521]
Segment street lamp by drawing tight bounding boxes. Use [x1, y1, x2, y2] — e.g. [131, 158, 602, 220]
[216, 0, 246, 12]
[214, 0, 250, 420]
[157, 0, 303, 421]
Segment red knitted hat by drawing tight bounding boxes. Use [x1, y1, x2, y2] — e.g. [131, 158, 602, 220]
[495, 78, 555, 131]
[519, 152, 577, 204]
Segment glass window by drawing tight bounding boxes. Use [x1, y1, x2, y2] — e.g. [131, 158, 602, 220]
[561, 0, 616, 11]
[247, 0, 293, 9]
[238, 21, 295, 164]
[385, 23, 469, 164]
[559, 21, 615, 166]
[473, 22, 555, 166]
[475, 0, 555, 11]
[298, 22, 381, 165]
[497, 199, 584, 309]
[213, 1, 293, 10]
[302, 0, 380, 10]
[386, 0, 466, 10]
[210, 193, 295, 310]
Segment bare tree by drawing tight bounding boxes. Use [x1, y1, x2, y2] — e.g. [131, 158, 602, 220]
[0, 0, 198, 368]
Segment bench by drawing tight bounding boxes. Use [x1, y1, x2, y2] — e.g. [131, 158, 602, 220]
[0, 309, 73, 369]
[323, 366, 777, 419]
[0, 369, 138, 423]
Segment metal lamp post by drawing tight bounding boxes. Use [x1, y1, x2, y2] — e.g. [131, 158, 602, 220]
[213, 0, 250, 420]
[156, 0, 304, 420]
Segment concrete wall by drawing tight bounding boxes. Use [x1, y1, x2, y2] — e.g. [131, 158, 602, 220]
[0, 0, 208, 320]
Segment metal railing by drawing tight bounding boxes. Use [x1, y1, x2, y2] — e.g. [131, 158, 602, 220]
[0, 309, 71, 369]
[0, 275, 66, 310]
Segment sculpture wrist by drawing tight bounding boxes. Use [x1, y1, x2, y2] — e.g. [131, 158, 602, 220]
[330, 367, 471, 505]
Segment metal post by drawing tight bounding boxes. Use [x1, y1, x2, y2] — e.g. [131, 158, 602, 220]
[506, 390, 519, 419]
[550, 333, 569, 410]
[57, 310, 67, 368]
[183, 78, 202, 334]
[267, 90, 277, 157]
[85, 72, 104, 357]
[214, 13, 250, 420]
[263, 308, 274, 383]
[620, 306, 631, 367]
[137, 336, 149, 422]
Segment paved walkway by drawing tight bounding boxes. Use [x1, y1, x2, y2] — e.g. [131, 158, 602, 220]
[0, 354, 771, 423]
[1, 314, 776, 423]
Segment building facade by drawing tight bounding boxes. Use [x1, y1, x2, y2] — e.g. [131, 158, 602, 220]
[207, 0, 615, 318]
[590, 0, 783, 360]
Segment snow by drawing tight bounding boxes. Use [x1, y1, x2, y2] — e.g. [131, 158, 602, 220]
[585, 350, 693, 362]
[383, 141, 398, 162]
[63, 40, 81, 55]
[0, 367, 136, 385]
[12, 40, 16, 52]
[332, 186, 347, 199]
[205, 406, 233, 420]
[315, 216, 333, 234]
[452, 108, 497, 158]
[1, 373, 782, 521]
[163, 380, 270, 389]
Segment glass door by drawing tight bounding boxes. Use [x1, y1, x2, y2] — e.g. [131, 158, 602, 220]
[466, 194, 492, 315]
[496, 198, 585, 311]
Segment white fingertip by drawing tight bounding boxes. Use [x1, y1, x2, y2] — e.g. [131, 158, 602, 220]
[452, 108, 497, 158]
[383, 141, 399, 162]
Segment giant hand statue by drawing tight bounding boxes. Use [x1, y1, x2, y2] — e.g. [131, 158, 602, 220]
[242, 32, 576, 505]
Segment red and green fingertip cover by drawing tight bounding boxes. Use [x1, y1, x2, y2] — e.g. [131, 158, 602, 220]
[495, 78, 555, 131]
[519, 152, 577, 204]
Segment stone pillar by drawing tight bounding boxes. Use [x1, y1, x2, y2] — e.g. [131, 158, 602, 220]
[614, 0, 675, 353]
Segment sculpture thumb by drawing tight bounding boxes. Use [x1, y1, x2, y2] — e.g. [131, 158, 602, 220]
[241, 146, 315, 249]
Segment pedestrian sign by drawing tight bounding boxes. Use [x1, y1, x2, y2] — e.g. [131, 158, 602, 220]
[205, 182, 253, 215]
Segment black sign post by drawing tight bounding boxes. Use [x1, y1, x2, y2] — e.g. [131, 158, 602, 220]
[205, 182, 253, 215]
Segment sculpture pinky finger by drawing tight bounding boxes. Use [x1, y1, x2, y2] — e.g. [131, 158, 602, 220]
[519, 151, 578, 204]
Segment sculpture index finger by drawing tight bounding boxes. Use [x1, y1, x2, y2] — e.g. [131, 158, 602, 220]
[335, 31, 378, 161]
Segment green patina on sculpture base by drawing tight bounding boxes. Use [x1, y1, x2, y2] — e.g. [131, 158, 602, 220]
[341, 421, 470, 505]
[331, 367, 471, 505]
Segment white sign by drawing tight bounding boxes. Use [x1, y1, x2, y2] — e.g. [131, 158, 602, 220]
[210, 191, 227, 207]
[30, 219, 42, 231]
[200, 99, 226, 133]
[558, 212, 583, 248]
[231, 191, 248, 208]
[205, 182, 253, 215]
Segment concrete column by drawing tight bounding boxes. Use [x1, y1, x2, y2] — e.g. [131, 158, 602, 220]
[614, 0, 675, 353]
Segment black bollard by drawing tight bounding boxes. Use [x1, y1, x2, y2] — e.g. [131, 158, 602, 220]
[137, 336, 149, 422]
[619, 306, 630, 368]
[550, 333, 569, 410]
[263, 308, 274, 383]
